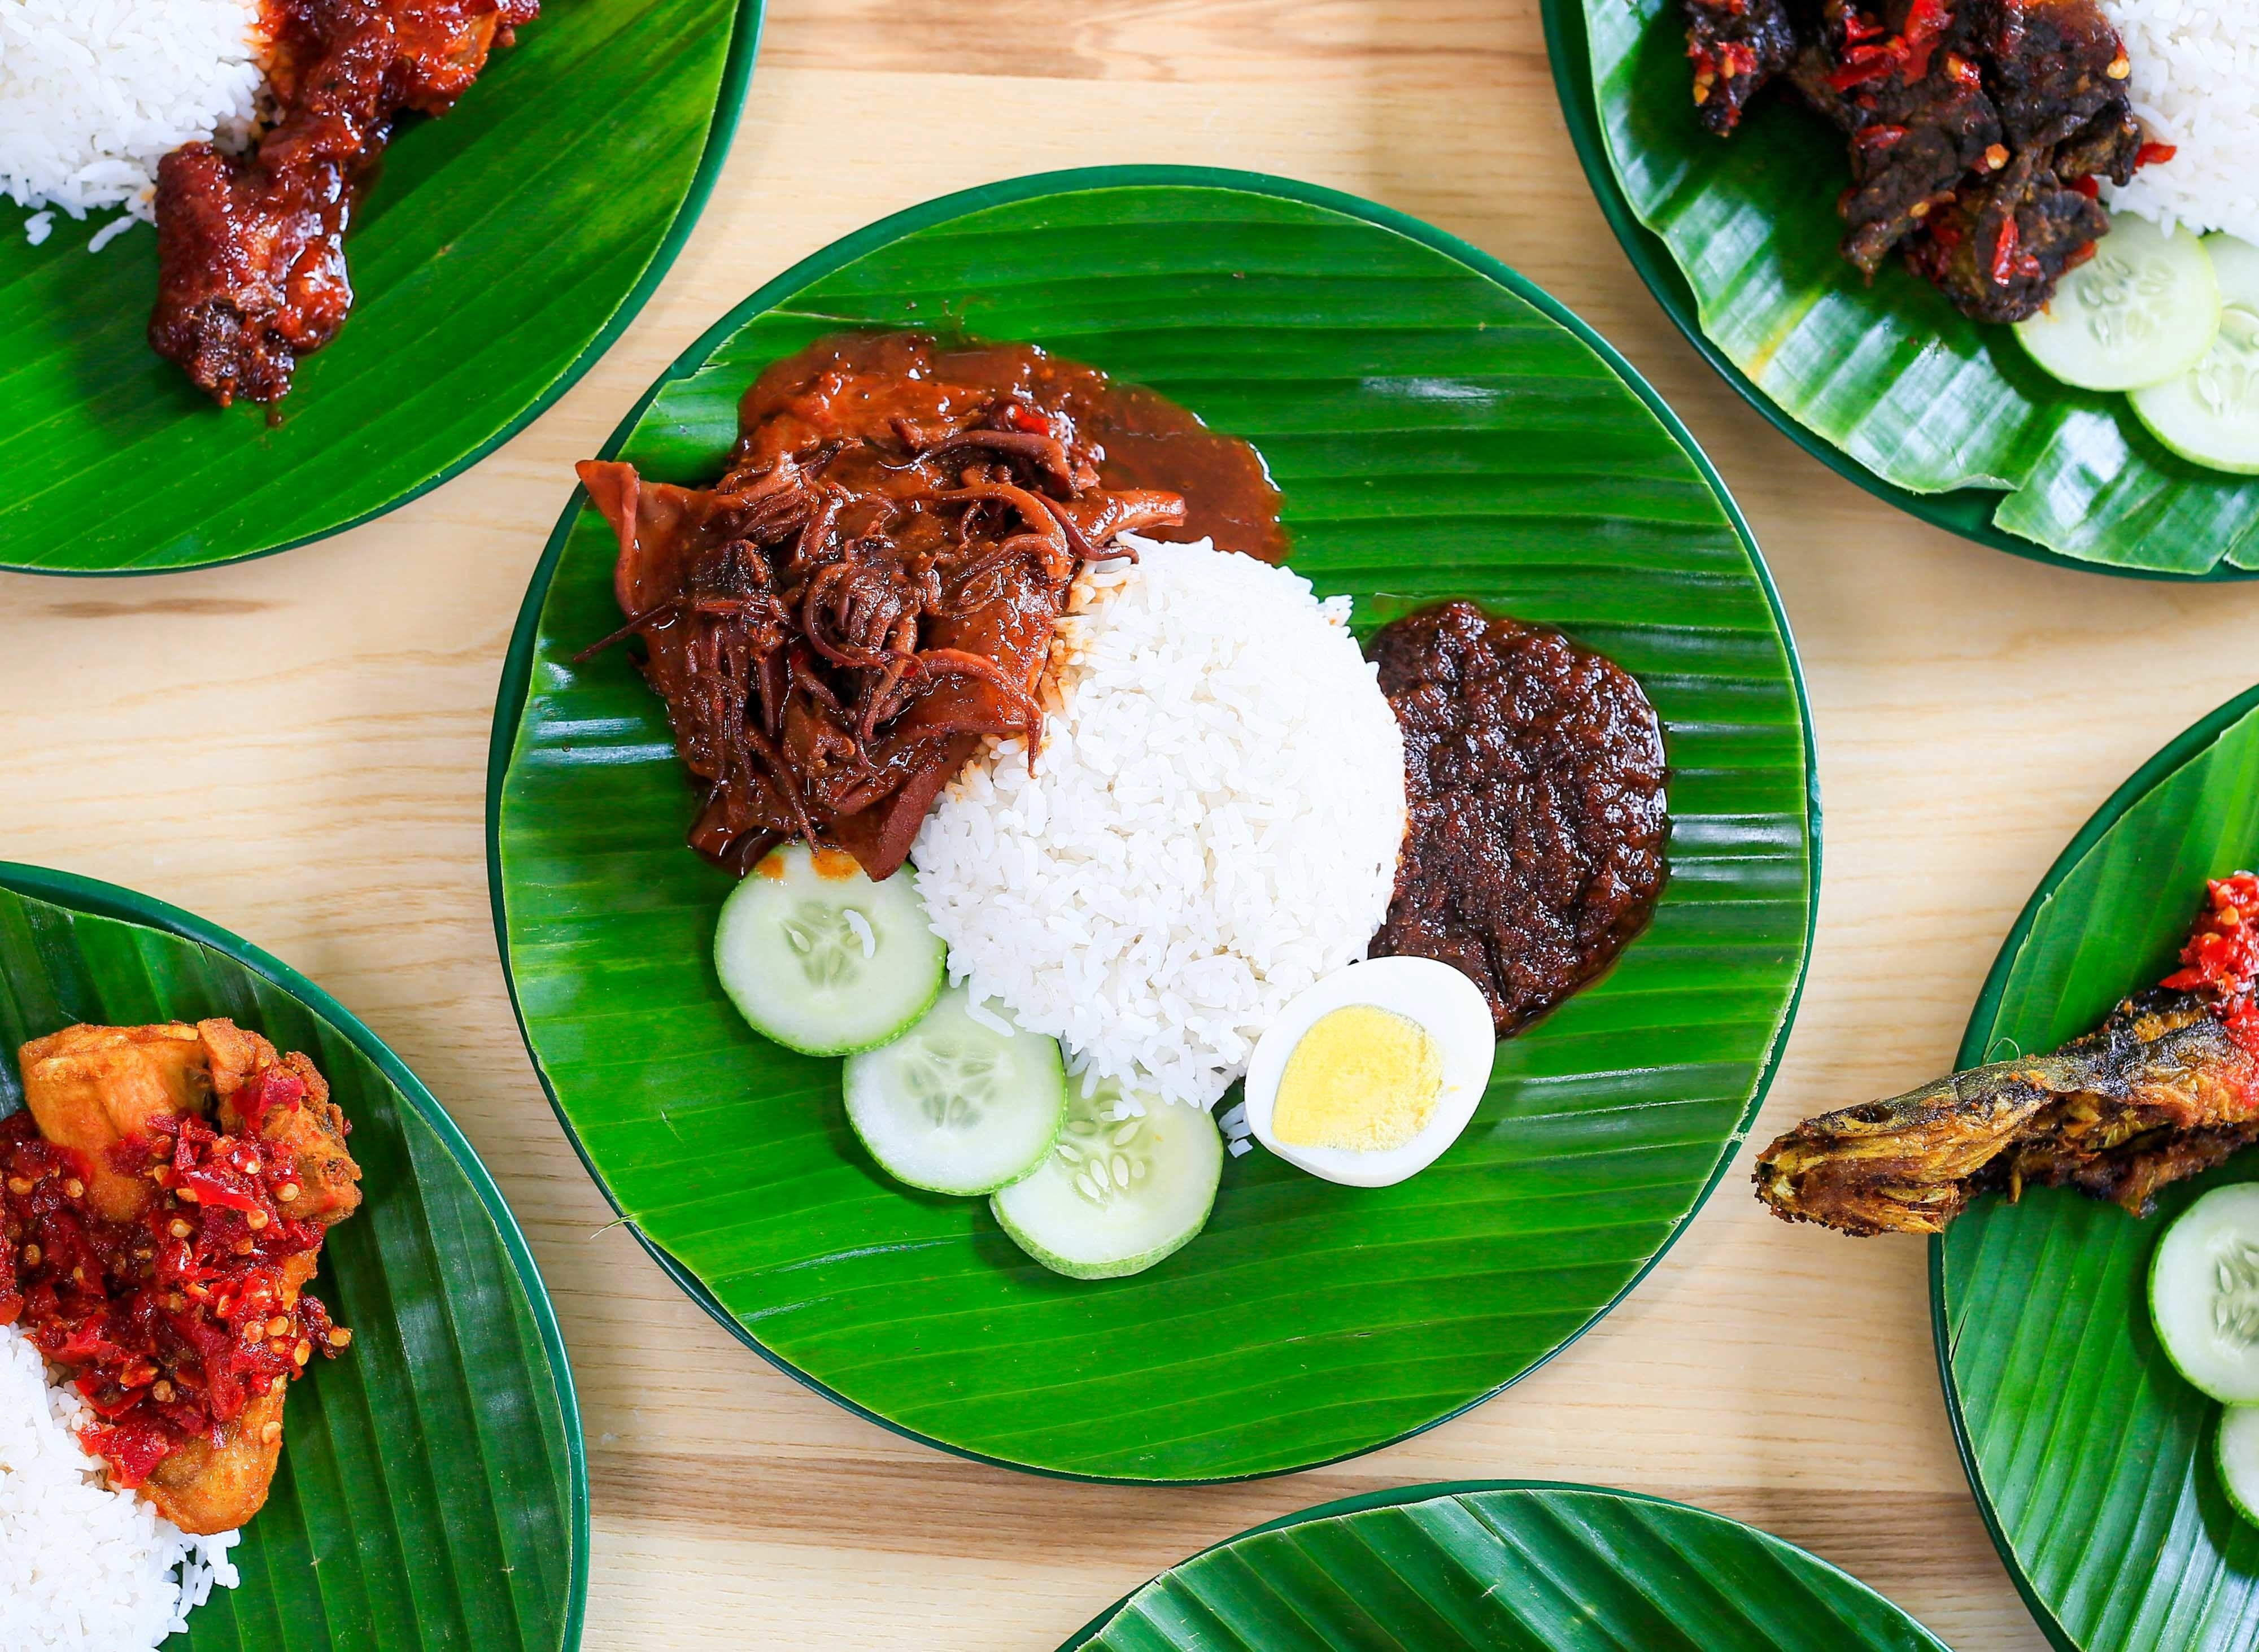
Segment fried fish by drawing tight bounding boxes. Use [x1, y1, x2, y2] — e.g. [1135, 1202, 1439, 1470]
[1755, 874, 2259, 1236]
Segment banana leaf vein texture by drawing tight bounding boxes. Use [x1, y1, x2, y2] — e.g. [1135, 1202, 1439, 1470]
[0, 866, 585, 1652]
[492, 169, 1817, 1481]
[1578, 0, 2259, 575]
[1062, 1483, 1948, 1651]
[0, 0, 760, 574]
[1939, 684, 2259, 1652]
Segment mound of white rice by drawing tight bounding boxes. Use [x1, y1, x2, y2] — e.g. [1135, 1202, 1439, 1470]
[0, 0, 267, 249]
[2101, 0, 2259, 245]
[0, 1322, 238, 1648]
[913, 538, 1407, 1109]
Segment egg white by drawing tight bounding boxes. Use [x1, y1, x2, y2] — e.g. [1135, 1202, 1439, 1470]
[1242, 955, 1496, 1187]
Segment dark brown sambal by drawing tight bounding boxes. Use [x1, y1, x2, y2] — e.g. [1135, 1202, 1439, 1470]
[1368, 601, 1668, 1036]
[1, 1019, 361, 1535]
[151, 0, 540, 404]
[577, 330, 1284, 882]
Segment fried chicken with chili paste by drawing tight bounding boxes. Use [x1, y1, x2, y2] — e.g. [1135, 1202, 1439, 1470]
[1679, 0, 2168, 323]
[1, 1019, 361, 1532]
[577, 334, 1207, 882]
[1755, 875, 2259, 1236]
[151, 0, 540, 406]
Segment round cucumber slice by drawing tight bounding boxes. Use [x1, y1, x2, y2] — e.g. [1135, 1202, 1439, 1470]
[2017, 213, 2218, 391]
[991, 1078, 1222, 1280]
[2149, 1183, 2259, 1403]
[2221, 1406, 2259, 1527]
[2130, 234, 2259, 475]
[713, 843, 944, 1057]
[843, 988, 1065, 1196]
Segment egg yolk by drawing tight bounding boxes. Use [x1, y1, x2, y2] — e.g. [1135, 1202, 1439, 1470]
[1270, 1005, 1442, 1153]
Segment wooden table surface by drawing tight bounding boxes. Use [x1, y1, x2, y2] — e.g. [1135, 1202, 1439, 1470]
[6, 3, 2257, 1647]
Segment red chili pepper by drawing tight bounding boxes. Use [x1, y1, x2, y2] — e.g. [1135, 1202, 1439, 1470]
[1990, 215, 2020, 285]
[2064, 241, 2098, 269]
[1943, 51, 1981, 86]
[2162, 874, 2259, 1054]
[2136, 142, 2179, 168]
[1900, 0, 1952, 77]
[2071, 174, 2100, 199]
[1841, 7, 1883, 40]
[1855, 124, 1909, 149]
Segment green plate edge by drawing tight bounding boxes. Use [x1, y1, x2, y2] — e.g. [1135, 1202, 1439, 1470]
[0, 858, 591, 1649]
[1927, 678, 2259, 1652]
[482, 163, 1825, 1484]
[1053, 1479, 1950, 1649]
[6, 0, 765, 580]
[1539, 0, 2256, 584]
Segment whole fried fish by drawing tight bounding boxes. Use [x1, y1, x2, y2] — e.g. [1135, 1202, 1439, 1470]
[1756, 875, 2259, 1236]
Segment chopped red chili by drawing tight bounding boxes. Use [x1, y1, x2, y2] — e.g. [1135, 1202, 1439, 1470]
[1990, 214, 2021, 285]
[2136, 142, 2179, 168]
[2071, 175, 2101, 199]
[1856, 124, 1910, 149]
[2162, 873, 2259, 1056]
[0, 1082, 343, 1489]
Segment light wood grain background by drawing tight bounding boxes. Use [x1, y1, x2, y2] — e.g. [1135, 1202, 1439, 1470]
[5, 2, 2256, 1646]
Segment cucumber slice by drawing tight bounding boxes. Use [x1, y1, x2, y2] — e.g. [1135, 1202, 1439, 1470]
[2221, 1406, 2259, 1526]
[2149, 1183, 2259, 1403]
[991, 1078, 1222, 1280]
[843, 988, 1065, 1195]
[2017, 213, 2218, 391]
[714, 843, 944, 1057]
[2131, 235, 2259, 475]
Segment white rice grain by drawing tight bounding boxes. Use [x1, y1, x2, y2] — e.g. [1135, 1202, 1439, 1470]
[0, 0, 267, 246]
[0, 1322, 240, 1648]
[2100, 0, 2259, 244]
[913, 539, 1407, 1109]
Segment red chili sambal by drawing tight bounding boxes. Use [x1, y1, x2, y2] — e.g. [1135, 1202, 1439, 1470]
[2, 1020, 363, 1532]
[2164, 873, 2259, 1055]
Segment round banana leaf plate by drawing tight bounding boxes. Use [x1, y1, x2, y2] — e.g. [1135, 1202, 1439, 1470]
[0, 863, 587, 1652]
[1057, 1480, 1947, 1650]
[489, 165, 1818, 1482]
[1934, 681, 2259, 1651]
[1543, 0, 2259, 579]
[0, 0, 762, 576]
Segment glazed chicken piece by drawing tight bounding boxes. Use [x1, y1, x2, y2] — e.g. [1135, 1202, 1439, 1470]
[19, 1023, 211, 1221]
[150, 0, 541, 405]
[1756, 876, 2259, 1236]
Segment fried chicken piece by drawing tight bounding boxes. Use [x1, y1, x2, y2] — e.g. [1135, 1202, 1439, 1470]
[1685, 0, 1804, 135]
[211, 1031, 363, 1230]
[142, 1387, 287, 1536]
[18, 1023, 212, 1221]
[1755, 992, 2259, 1235]
[1968, 0, 2134, 154]
[150, 0, 541, 405]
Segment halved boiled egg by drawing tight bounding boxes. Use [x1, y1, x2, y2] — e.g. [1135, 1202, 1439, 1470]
[1242, 956, 1496, 1188]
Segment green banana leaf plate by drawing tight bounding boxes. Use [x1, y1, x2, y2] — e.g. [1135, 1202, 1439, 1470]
[0, 863, 586, 1652]
[1935, 682, 2259, 1651]
[1058, 1480, 1948, 1650]
[0, 0, 762, 577]
[1545, 0, 2259, 579]
[489, 165, 1818, 1481]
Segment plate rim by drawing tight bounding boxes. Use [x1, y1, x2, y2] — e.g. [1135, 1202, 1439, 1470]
[1051, 1477, 1951, 1649]
[1925, 679, 2259, 1652]
[4, 0, 767, 581]
[0, 858, 591, 1652]
[482, 161, 1824, 1483]
[1538, 0, 2257, 585]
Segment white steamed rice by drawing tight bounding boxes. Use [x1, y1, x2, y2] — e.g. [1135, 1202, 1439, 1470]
[0, 0, 267, 249]
[2100, 0, 2259, 245]
[0, 1321, 238, 1648]
[913, 537, 1407, 1109]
